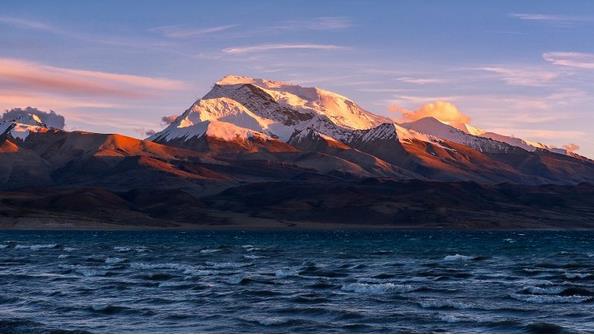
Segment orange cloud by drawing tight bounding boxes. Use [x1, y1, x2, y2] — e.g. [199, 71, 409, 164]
[563, 143, 580, 153]
[391, 101, 471, 129]
[0, 58, 187, 98]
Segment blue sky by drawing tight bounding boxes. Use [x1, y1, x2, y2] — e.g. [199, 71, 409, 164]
[1, 0, 594, 156]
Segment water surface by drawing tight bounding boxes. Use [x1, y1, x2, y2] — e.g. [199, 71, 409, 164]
[1, 230, 594, 333]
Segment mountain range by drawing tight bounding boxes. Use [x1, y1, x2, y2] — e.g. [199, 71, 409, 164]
[1, 76, 594, 229]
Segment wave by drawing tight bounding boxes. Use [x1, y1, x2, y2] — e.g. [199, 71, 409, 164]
[524, 322, 566, 333]
[518, 286, 563, 295]
[510, 293, 590, 304]
[419, 299, 473, 310]
[129, 262, 212, 277]
[206, 262, 251, 269]
[243, 255, 264, 259]
[341, 282, 415, 294]
[113, 246, 147, 253]
[275, 269, 299, 278]
[199, 248, 222, 254]
[105, 257, 127, 264]
[443, 254, 473, 262]
[15, 244, 59, 250]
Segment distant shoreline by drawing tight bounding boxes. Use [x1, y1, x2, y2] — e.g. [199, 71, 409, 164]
[0, 221, 590, 232]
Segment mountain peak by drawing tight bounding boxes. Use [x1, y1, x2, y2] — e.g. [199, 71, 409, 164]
[216, 75, 288, 89]
[0, 112, 50, 140]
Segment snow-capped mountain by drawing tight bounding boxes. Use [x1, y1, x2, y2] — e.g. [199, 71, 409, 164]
[0, 112, 50, 140]
[152, 75, 574, 158]
[150, 75, 390, 144]
[146, 75, 594, 184]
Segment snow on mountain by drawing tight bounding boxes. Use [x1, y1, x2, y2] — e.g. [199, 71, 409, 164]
[399, 117, 515, 153]
[0, 112, 50, 140]
[345, 122, 453, 152]
[151, 75, 391, 144]
[151, 75, 581, 159]
[213, 75, 391, 129]
[479, 131, 571, 155]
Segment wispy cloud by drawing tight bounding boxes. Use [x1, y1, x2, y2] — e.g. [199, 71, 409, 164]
[275, 17, 352, 31]
[0, 91, 119, 111]
[151, 24, 238, 38]
[475, 66, 559, 86]
[222, 43, 345, 55]
[0, 58, 187, 98]
[0, 16, 57, 32]
[488, 127, 586, 140]
[396, 77, 446, 85]
[509, 13, 592, 24]
[543, 52, 594, 70]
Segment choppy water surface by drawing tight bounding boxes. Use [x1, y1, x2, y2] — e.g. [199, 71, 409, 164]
[1, 231, 594, 333]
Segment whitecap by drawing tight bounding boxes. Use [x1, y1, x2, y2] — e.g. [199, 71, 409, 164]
[420, 299, 473, 310]
[207, 262, 250, 269]
[275, 269, 298, 278]
[564, 272, 589, 279]
[58, 254, 69, 259]
[443, 254, 473, 262]
[341, 282, 414, 294]
[200, 249, 222, 254]
[521, 286, 563, 295]
[226, 274, 246, 285]
[113, 246, 132, 252]
[437, 313, 477, 323]
[0, 244, 8, 249]
[76, 268, 106, 277]
[510, 293, 589, 304]
[15, 244, 58, 250]
[63, 247, 77, 252]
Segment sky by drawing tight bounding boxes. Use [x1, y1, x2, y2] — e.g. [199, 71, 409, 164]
[1, 0, 594, 157]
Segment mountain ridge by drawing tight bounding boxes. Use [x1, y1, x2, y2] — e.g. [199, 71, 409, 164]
[1, 77, 594, 229]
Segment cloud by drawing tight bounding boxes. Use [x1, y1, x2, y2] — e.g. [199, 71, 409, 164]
[277, 17, 352, 31]
[1, 107, 65, 129]
[151, 24, 238, 38]
[0, 16, 57, 32]
[160, 115, 177, 125]
[543, 52, 594, 70]
[563, 143, 580, 153]
[0, 58, 187, 98]
[144, 129, 157, 136]
[0, 91, 119, 111]
[222, 43, 345, 55]
[391, 101, 472, 128]
[476, 66, 558, 86]
[396, 77, 446, 85]
[509, 13, 592, 24]
[488, 128, 586, 140]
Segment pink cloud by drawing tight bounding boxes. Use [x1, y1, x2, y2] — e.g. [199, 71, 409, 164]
[0, 58, 187, 98]
[563, 143, 580, 153]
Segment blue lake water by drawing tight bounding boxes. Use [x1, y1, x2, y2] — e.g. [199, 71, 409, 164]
[1, 230, 594, 333]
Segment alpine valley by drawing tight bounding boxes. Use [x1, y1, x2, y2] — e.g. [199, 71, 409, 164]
[2, 76, 594, 229]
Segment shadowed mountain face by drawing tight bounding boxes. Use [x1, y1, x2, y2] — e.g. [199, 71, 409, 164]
[1, 76, 594, 229]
